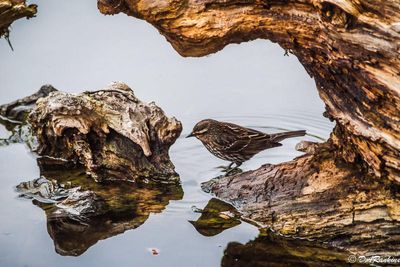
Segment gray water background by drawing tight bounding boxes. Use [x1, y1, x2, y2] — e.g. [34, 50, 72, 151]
[0, 1, 334, 266]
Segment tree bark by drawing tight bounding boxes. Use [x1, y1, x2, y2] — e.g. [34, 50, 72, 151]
[0, 0, 37, 38]
[97, 0, 400, 254]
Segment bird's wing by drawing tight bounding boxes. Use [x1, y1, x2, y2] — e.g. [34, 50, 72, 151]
[207, 123, 247, 151]
[222, 122, 277, 153]
[224, 122, 268, 137]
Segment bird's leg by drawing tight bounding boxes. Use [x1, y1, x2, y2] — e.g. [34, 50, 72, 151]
[224, 163, 242, 176]
[216, 162, 235, 172]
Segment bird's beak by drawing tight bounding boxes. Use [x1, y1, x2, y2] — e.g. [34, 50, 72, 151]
[186, 132, 195, 138]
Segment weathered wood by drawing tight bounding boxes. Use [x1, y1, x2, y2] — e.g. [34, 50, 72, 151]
[0, 0, 37, 39]
[0, 82, 183, 184]
[202, 143, 400, 255]
[0, 85, 56, 121]
[96, 0, 400, 253]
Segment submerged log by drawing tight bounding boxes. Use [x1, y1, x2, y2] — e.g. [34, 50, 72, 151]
[1, 82, 182, 184]
[0, 0, 37, 39]
[97, 0, 400, 254]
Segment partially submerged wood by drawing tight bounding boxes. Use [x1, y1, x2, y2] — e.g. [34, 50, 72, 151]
[1, 82, 183, 184]
[3, 82, 184, 255]
[0, 85, 56, 148]
[203, 143, 400, 255]
[0, 85, 56, 121]
[0, 0, 37, 39]
[97, 0, 400, 254]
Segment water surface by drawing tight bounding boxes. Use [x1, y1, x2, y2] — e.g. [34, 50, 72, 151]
[0, 1, 334, 266]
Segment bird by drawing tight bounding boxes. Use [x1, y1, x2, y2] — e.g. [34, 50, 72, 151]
[186, 119, 306, 171]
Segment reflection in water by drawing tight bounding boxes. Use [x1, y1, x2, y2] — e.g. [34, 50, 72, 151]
[221, 231, 366, 267]
[190, 198, 241, 237]
[16, 157, 183, 256]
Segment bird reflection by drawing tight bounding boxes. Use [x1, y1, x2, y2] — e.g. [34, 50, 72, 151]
[16, 157, 183, 256]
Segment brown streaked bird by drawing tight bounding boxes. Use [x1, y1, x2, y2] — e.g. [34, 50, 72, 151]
[187, 119, 306, 169]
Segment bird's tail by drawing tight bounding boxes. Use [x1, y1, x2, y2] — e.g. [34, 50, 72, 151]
[271, 130, 306, 142]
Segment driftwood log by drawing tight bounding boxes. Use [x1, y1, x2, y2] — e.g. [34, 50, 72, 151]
[0, 0, 36, 39]
[1, 82, 182, 184]
[97, 0, 400, 255]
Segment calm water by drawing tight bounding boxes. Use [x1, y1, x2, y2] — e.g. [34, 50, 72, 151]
[0, 1, 334, 266]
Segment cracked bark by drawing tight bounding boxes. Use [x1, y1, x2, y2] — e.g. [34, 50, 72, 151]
[97, 0, 400, 254]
